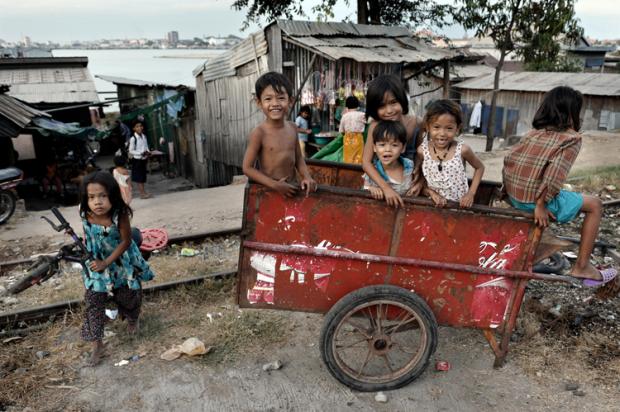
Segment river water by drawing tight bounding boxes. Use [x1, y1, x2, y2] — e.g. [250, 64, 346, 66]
[52, 48, 224, 94]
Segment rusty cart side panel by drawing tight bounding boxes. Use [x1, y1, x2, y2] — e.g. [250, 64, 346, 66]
[238, 184, 539, 331]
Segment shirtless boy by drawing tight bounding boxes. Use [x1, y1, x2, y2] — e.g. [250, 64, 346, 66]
[242, 72, 317, 197]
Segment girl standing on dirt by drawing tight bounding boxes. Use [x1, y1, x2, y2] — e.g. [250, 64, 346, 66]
[79, 171, 154, 365]
[362, 74, 423, 207]
[503, 86, 617, 286]
[417, 99, 485, 208]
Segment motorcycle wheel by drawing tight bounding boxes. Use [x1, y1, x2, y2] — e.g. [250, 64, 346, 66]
[0, 190, 16, 225]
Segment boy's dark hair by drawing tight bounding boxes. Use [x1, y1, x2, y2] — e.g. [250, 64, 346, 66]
[423, 99, 463, 128]
[373, 120, 407, 145]
[113, 154, 127, 167]
[345, 96, 359, 109]
[131, 119, 143, 130]
[532, 86, 583, 132]
[299, 105, 311, 115]
[365, 74, 409, 121]
[255, 72, 293, 100]
[79, 171, 132, 219]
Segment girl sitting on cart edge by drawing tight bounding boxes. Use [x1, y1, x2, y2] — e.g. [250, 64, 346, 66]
[362, 74, 424, 207]
[417, 99, 485, 208]
[503, 86, 617, 287]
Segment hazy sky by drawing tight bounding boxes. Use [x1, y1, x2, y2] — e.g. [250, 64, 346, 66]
[0, 0, 618, 43]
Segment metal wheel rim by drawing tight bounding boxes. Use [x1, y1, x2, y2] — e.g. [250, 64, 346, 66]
[331, 299, 428, 384]
[0, 192, 13, 222]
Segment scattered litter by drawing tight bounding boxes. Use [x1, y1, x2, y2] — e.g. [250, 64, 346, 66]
[562, 251, 578, 259]
[374, 392, 388, 403]
[435, 360, 450, 371]
[573, 390, 586, 397]
[126, 355, 140, 362]
[104, 329, 116, 338]
[3, 336, 23, 344]
[114, 359, 129, 367]
[35, 350, 50, 360]
[180, 248, 199, 257]
[105, 309, 119, 320]
[604, 185, 617, 191]
[262, 360, 283, 371]
[564, 382, 580, 391]
[206, 312, 223, 323]
[161, 337, 211, 361]
[548, 305, 562, 318]
[71, 262, 82, 270]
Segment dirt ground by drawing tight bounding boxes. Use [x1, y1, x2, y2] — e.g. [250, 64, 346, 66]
[1, 134, 619, 411]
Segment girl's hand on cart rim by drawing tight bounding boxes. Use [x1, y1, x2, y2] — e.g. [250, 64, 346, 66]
[534, 203, 555, 228]
[273, 177, 298, 198]
[367, 186, 384, 200]
[430, 191, 447, 208]
[300, 177, 317, 196]
[383, 186, 405, 208]
[89, 259, 109, 272]
[459, 192, 475, 208]
[406, 180, 423, 197]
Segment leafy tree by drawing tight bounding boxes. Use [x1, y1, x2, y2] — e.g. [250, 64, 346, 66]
[452, 0, 582, 151]
[232, 0, 450, 28]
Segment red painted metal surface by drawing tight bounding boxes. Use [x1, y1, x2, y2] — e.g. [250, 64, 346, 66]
[238, 183, 545, 331]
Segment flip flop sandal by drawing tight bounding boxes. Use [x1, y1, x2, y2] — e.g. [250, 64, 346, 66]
[582, 267, 618, 287]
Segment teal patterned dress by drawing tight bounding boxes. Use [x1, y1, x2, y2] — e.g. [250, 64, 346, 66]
[81, 211, 154, 294]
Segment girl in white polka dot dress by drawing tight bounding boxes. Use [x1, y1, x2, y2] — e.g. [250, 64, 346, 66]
[417, 100, 485, 208]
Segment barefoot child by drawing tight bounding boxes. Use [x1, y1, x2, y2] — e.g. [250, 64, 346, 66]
[79, 171, 154, 365]
[363, 121, 414, 200]
[362, 74, 423, 207]
[418, 99, 485, 208]
[503, 86, 617, 286]
[339, 96, 366, 164]
[243, 72, 317, 197]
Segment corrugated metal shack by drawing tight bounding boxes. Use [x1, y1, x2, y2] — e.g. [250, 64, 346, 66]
[193, 20, 464, 187]
[97, 75, 196, 179]
[455, 71, 620, 135]
[0, 57, 98, 126]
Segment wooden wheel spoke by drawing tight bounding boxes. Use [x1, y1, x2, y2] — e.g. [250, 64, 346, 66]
[381, 353, 394, 373]
[361, 307, 377, 332]
[335, 337, 368, 350]
[386, 315, 419, 337]
[355, 349, 374, 378]
[376, 303, 384, 333]
[345, 319, 372, 339]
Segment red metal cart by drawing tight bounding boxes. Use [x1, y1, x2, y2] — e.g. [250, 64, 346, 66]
[236, 160, 575, 392]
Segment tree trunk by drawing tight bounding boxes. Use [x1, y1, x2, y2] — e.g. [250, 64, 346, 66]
[368, 0, 381, 24]
[486, 48, 506, 152]
[357, 0, 368, 24]
[442, 60, 450, 99]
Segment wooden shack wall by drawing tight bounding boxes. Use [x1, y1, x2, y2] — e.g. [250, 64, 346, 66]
[193, 56, 269, 187]
[458, 89, 620, 134]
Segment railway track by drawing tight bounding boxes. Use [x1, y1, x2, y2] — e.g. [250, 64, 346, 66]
[0, 228, 243, 331]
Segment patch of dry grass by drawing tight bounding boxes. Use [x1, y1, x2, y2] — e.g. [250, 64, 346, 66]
[569, 165, 620, 194]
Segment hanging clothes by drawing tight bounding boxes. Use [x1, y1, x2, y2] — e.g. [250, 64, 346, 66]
[469, 100, 483, 129]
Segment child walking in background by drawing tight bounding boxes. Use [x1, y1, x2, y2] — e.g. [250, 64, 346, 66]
[363, 121, 414, 199]
[339, 96, 366, 164]
[243, 72, 317, 197]
[113, 153, 132, 205]
[418, 99, 485, 208]
[79, 171, 154, 365]
[128, 121, 152, 199]
[295, 105, 312, 158]
[503, 86, 616, 286]
[362, 74, 423, 207]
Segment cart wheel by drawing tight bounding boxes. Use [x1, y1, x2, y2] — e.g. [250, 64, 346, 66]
[320, 285, 437, 392]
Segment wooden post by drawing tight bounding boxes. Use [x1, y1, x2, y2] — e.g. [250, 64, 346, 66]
[442, 59, 450, 99]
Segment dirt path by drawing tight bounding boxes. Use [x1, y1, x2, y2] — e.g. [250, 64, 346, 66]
[72, 315, 615, 411]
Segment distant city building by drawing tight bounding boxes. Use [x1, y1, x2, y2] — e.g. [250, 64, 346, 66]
[21, 36, 32, 47]
[167, 31, 179, 45]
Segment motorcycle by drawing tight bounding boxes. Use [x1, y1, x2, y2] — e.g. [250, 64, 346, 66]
[0, 167, 23, 224]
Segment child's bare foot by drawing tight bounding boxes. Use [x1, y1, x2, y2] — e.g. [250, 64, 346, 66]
[86, 341, 105, 367]
[570, 262, 602, 280]
[127, 319, 139, 335]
